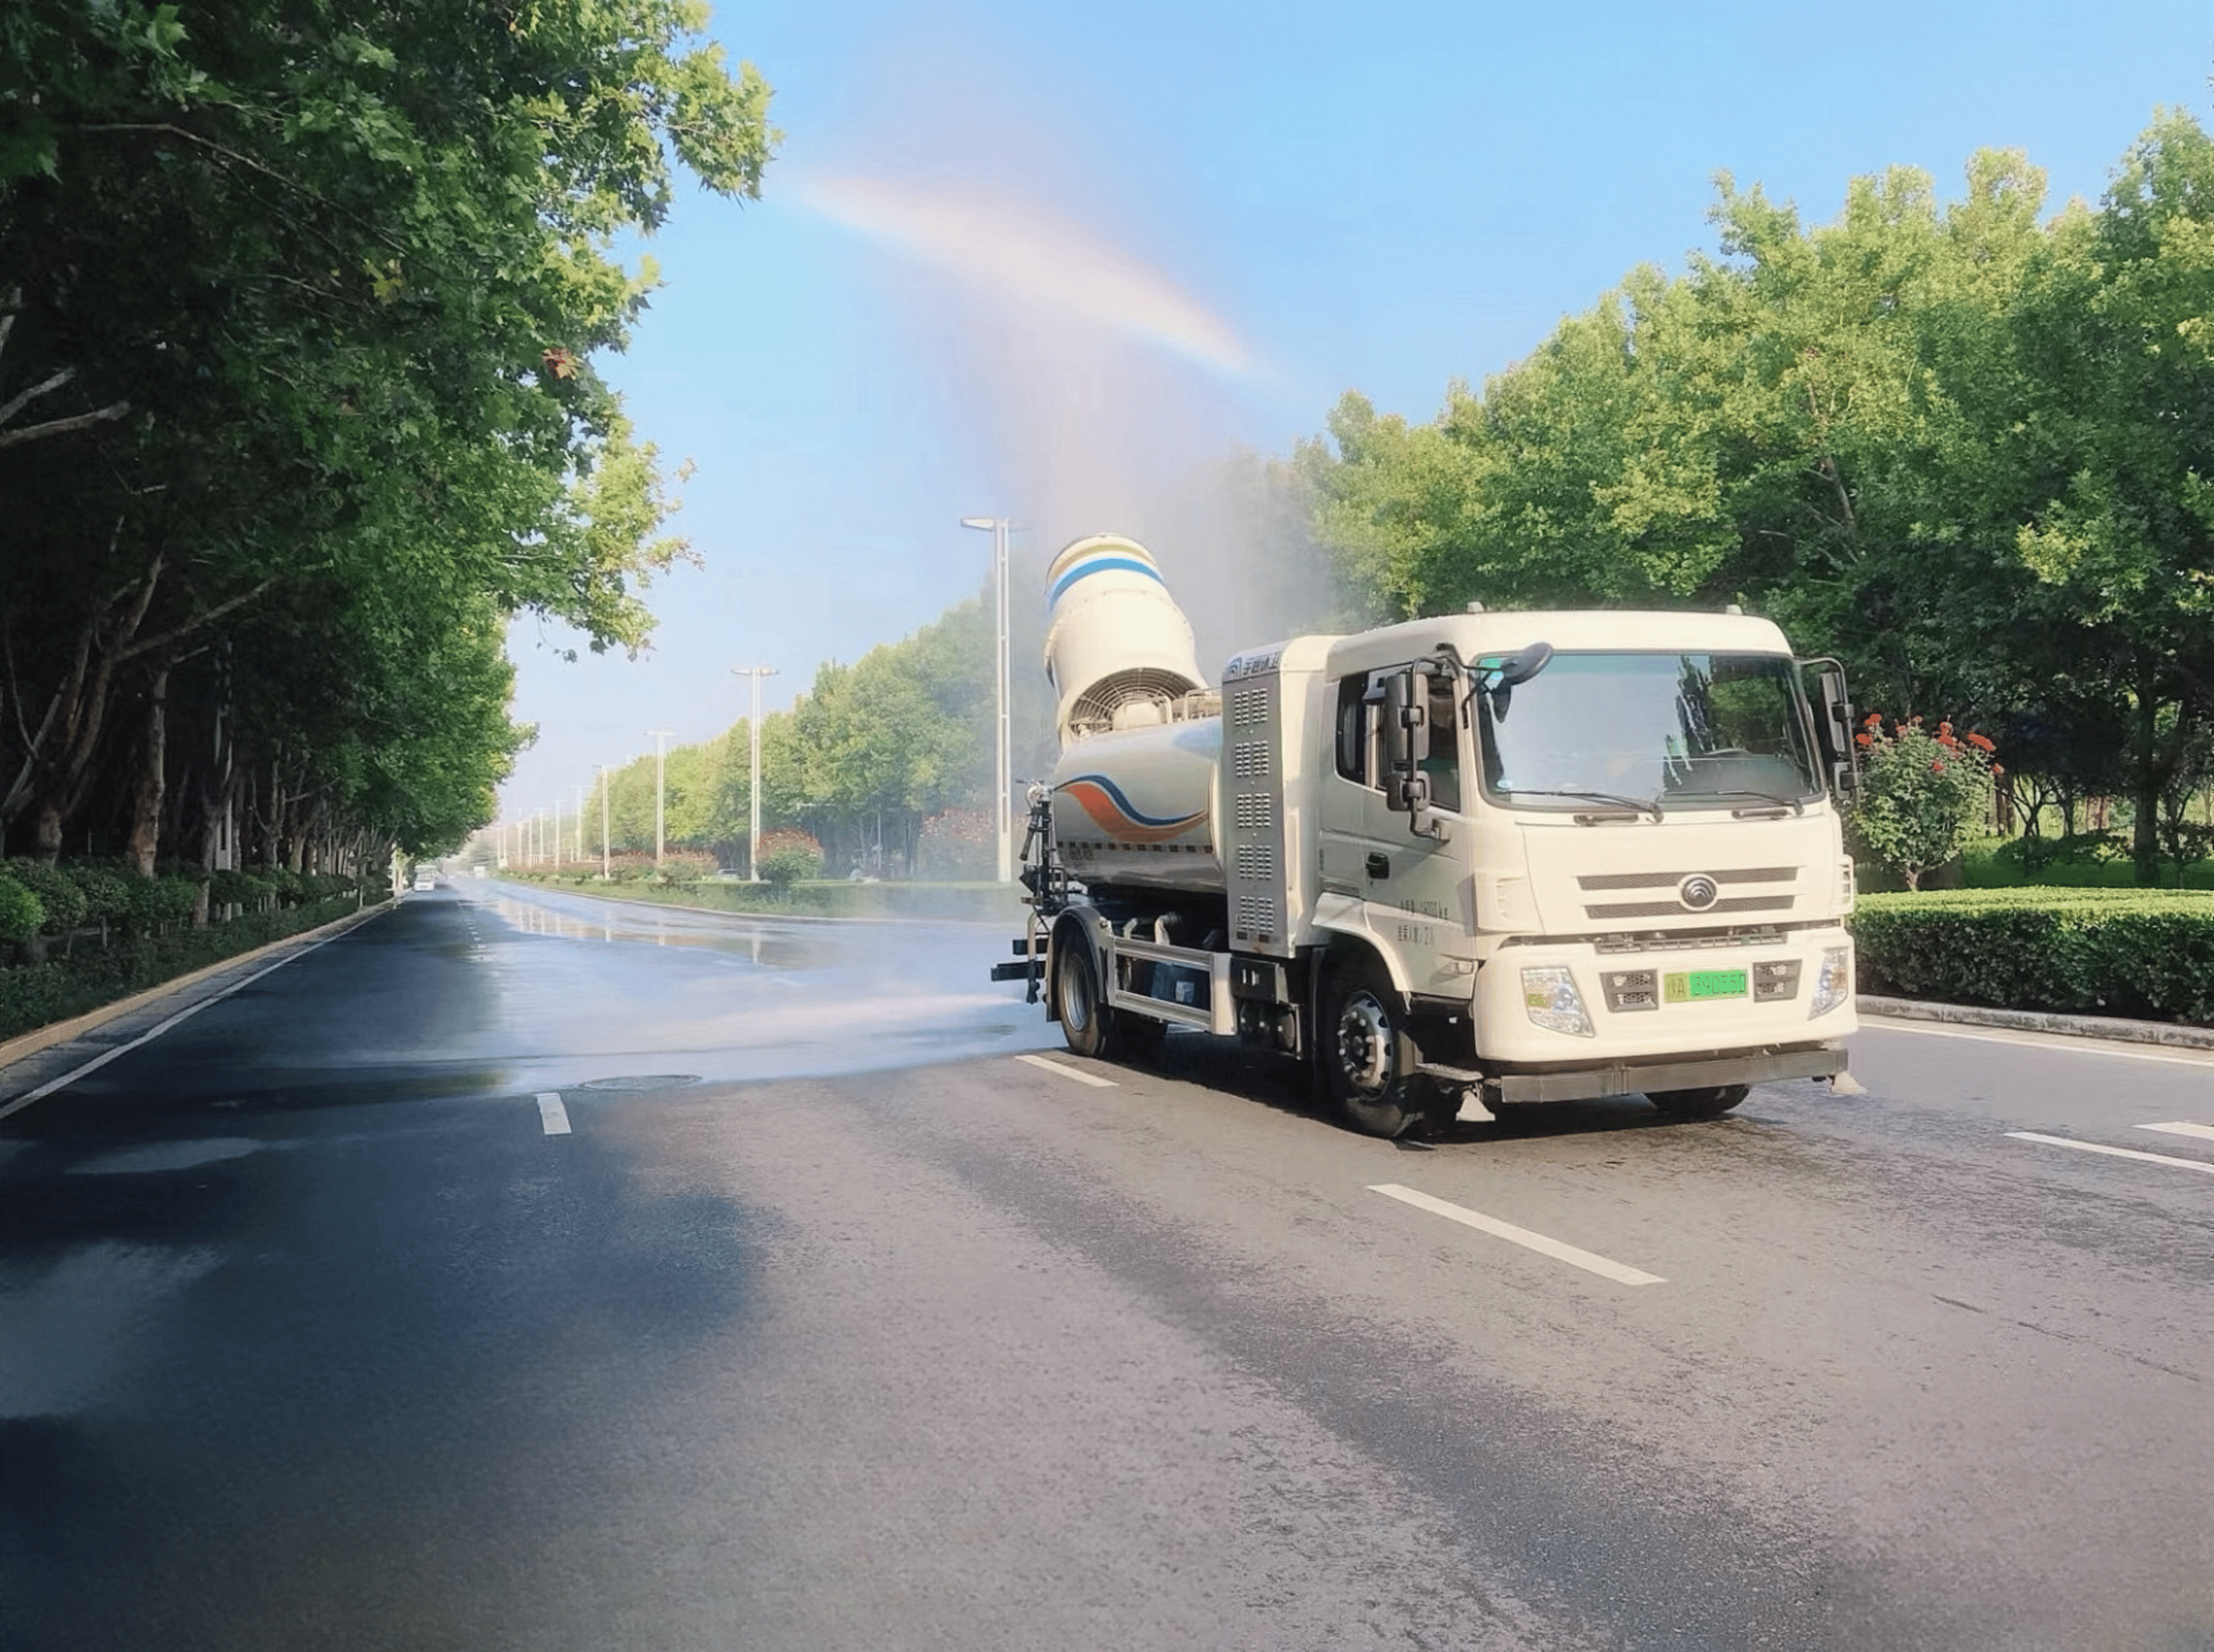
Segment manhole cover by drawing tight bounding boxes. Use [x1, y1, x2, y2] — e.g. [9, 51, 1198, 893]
[572, 1074, 702, 1092]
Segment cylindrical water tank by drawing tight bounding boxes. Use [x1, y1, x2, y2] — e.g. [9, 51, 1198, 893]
[1042, 535, 1206, 744]
[1050, 717, 1224, 892]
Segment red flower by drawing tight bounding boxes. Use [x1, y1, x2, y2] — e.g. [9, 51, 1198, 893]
[1939, 721, 1953, 735]
[1966, 732, 1995, 753]
[1863, 713, 1883, 727]
[1931, 761, 1945, 774]
[1855, 733, 1872, 748]
[1991, 764, 2005, 777]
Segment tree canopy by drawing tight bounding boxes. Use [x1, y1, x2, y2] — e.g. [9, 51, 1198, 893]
[0, 0, 776, 876]
[1299, 114, 2214, 879]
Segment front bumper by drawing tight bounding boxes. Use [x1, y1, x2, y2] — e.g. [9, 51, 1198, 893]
[1473, 927, 1856, 1065]
[1493, 1043, 1847, 1104]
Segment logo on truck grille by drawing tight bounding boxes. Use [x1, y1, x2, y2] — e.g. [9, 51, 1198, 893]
[1677, 874, 1720, 910]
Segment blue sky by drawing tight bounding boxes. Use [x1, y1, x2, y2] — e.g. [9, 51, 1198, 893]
[496, 0, 2213, 827]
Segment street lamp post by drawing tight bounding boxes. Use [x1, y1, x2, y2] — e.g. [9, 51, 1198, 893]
[731, 665, 778, 879]
[599, 766, 612, 879]
[645, 729, 674, 871]
[960, 516, 1014, 883]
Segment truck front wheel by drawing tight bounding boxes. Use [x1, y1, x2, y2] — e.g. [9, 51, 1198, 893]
[1322, 955, 1424, 1139]
[1646, 1084, 1750, 1120]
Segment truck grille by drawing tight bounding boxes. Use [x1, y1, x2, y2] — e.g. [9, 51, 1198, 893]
[1585, 894, 1796, 920]
[1577, 866, 1797, 891]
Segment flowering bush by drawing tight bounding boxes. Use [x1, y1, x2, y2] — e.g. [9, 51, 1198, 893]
[1849, 715, 1999, 891]
[917, 807, 994, 881]
[756, 829, 824, 885]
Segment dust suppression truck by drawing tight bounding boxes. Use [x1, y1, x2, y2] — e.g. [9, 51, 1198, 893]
[993, 534, 1861, 1136]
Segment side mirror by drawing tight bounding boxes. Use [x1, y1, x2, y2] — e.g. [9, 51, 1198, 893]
[1376, 668, 1429, 813]
[1801, 659, 1859, 804]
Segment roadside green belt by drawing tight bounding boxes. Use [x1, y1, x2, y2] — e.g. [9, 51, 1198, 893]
[495, 871, 1023, 925]
[0, 889, 381, 1045]
[1850, 889, 2214, 1028]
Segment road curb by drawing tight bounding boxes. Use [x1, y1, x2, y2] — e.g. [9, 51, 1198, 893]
[1859, 995, 2214, 1051]
[0, 898, 396, 1079]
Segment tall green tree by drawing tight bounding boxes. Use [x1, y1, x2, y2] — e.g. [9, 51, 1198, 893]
[0, 0, 777, 866]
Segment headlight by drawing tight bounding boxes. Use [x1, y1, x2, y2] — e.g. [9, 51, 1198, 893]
[1521, 966, 1595, 1038]
[1808, 946, 1852, 1018]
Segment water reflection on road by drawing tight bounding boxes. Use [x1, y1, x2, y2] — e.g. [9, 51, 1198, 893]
[446, 880, 1054, 1092]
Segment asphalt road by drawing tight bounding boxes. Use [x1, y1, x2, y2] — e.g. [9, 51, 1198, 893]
[3, 881, 2209, 1651]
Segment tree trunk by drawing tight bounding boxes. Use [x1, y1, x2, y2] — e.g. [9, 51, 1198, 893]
[2132, 677, 2163, 886]
[126, 668, 169, 877]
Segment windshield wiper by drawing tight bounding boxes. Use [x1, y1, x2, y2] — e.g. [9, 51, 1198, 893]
[1507, 788, 1662, 821]
[1665, 788, 1808, 816]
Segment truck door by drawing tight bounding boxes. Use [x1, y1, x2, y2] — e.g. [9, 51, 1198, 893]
[1318, 663, 1468, 996]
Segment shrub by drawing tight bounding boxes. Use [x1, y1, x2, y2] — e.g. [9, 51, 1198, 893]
[209, 868, 276, 910]
[116, 874, 200, 937]
[0, 873, 43, 945]
[1990, 829, 2128, 877]
[1847, 716, 1998, 891]
[757, 830, 824, 885]
[918, 807, 994, 881]
[1851, 889, 2214, 1024]
[5, 860, 90, 935]
[67, 862, 138, 926]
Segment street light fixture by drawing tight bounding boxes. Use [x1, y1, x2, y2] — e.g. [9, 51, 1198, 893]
[645, 729, 675, 870]
[960, 516, 1014, 883]
[731, 665, 778, 880]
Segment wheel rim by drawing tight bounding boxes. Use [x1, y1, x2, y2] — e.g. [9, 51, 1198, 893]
[1334, 991, 1393, 1099]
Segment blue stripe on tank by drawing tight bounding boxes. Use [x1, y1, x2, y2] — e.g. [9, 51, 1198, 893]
[1046, 555, 1165, 608]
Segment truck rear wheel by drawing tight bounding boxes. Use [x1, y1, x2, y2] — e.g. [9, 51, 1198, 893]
[1646, 1084, 1750, 1120]
[1055, 936, 1112, 1059]
[1322, 955, 1424, 1139]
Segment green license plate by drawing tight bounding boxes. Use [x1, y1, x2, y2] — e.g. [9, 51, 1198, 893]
[1663, 968, 1748, 1003]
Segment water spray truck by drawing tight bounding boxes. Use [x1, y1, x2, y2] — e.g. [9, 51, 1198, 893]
[994, 535, 1860, 1136]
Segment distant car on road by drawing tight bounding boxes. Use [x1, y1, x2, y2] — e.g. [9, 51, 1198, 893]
[412, 870, 436, 891]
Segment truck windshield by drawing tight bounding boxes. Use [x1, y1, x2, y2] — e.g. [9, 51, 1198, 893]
[1475, 651, 1820, 813]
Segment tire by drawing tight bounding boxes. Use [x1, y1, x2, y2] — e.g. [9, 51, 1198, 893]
[1320, 953, 1426, 1138]
[1055, 933, 1112, 1059]
[1646, 1084, 1750, 1120]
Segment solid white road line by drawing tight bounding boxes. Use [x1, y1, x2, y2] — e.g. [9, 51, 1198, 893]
[536, 1093, 572, 1136]
[1368, 1184, 1666, 1286]
[1015, 1053, 1119, 1088]
[0, 926, 358, 1122]
[2005, 1131, 2214, 1175]
[1864, 1020, 2214, 1068]
[2140, 1121, 2214, 1143]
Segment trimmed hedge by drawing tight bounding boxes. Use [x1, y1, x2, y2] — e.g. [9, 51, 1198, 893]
[1851, 889, 2214, 1026]
[5, 860, 88, 935]
[0, 890, 380, 1044]
[0, 873, 42, 944]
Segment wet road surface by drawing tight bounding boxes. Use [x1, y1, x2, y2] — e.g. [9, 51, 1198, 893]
[2, 882, 2209, 1650]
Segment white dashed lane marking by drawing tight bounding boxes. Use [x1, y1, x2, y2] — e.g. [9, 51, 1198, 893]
[2140, 1121, 2214, 1143]
[2005, 1131, 2214, 1176]
[536, 1093, 572, 1136]
[1015, 1054, 1118, 1088]
[1368, 1184, 1667, 1286]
